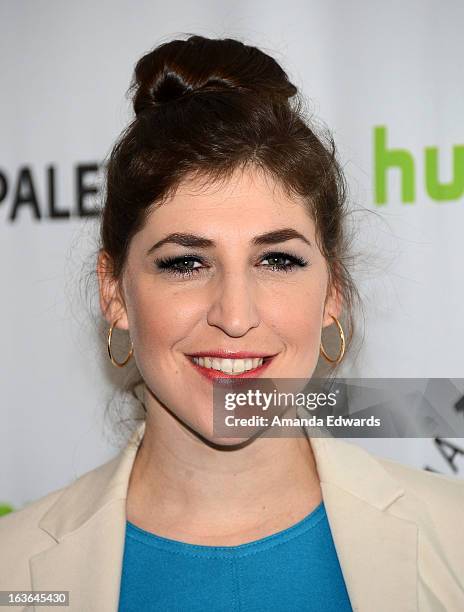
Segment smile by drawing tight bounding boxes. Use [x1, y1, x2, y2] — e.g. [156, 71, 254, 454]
[192, 356, 264, 374]
[186, 352, 276, 380]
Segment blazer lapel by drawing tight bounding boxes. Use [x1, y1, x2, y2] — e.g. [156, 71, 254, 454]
[310, 434, 419, 612]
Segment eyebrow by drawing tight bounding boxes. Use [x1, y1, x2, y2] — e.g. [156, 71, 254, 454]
[146, 228, 312, 256]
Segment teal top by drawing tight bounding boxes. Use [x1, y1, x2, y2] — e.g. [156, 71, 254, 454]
[118, 501, 353, 611]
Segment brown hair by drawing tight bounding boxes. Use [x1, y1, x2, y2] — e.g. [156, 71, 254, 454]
[100, 34, 359, 368]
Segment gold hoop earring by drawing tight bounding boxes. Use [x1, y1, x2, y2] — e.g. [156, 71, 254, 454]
[320, 315, 345, 365]
[107, 319, 134, 368]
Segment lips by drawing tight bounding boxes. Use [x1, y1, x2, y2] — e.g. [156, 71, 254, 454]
[186, 351, 275, 359]
[186, 352, 276, 381]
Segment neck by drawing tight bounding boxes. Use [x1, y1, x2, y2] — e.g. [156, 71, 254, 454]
[126, 396, 322, 543]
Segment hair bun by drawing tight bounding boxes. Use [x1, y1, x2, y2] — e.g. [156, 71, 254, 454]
[132, 35, 297, 116]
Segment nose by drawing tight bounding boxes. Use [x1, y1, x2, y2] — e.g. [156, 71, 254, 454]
[206, 269, 260, 337]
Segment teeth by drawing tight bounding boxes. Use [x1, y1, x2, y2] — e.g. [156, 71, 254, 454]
[192, 356, 265, 374]
[222, 358, 233, 374]
[232, 359, 244, 373]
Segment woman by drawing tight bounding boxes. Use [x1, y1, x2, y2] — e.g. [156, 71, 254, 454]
[1, 35, 463, 612]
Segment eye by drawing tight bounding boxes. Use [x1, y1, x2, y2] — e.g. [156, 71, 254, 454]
[155, 250, 309, 278]
[155, 255, 206, 277]
[259, 251, 308, 272]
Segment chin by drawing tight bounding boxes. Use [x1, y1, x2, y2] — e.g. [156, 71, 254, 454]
[205, 434, 260, 449]
[183, 416, 258, 448]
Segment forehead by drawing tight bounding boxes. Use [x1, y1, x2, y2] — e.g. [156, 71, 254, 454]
[142, 166, 316, 240]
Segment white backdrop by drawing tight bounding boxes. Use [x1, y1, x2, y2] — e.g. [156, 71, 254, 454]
[1, 0, 463, 511]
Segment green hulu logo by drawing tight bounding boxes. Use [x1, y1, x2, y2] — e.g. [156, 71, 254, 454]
[0, 503, 14, 516]
[374, 126, 464, 204]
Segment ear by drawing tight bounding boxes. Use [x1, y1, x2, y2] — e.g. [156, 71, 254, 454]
[96, 250, 129, 330]
[322, 280, 343, 328]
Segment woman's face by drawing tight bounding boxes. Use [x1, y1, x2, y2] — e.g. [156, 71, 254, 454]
[99, 166, 340, 442]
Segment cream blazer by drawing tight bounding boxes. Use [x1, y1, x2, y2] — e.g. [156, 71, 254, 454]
[1, 422, 463, 612]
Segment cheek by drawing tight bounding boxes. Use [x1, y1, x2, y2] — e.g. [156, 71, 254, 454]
[265, 280, 326, 346]
[126, 281, 199, 360]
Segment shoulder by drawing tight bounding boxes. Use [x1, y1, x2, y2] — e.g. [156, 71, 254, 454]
[0, 487, 65, 589]
[378, 454, 464, 508]
[314, 433, 464, 514]
[318, 433, 464, 547]
[0, 487, 65, 536]
[376, 454, 464, 559]
[378, 456, 464, 587]
[0, 453, 124, 590]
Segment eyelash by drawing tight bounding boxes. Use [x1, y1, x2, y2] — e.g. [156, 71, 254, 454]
[155, 251, 309, 277]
